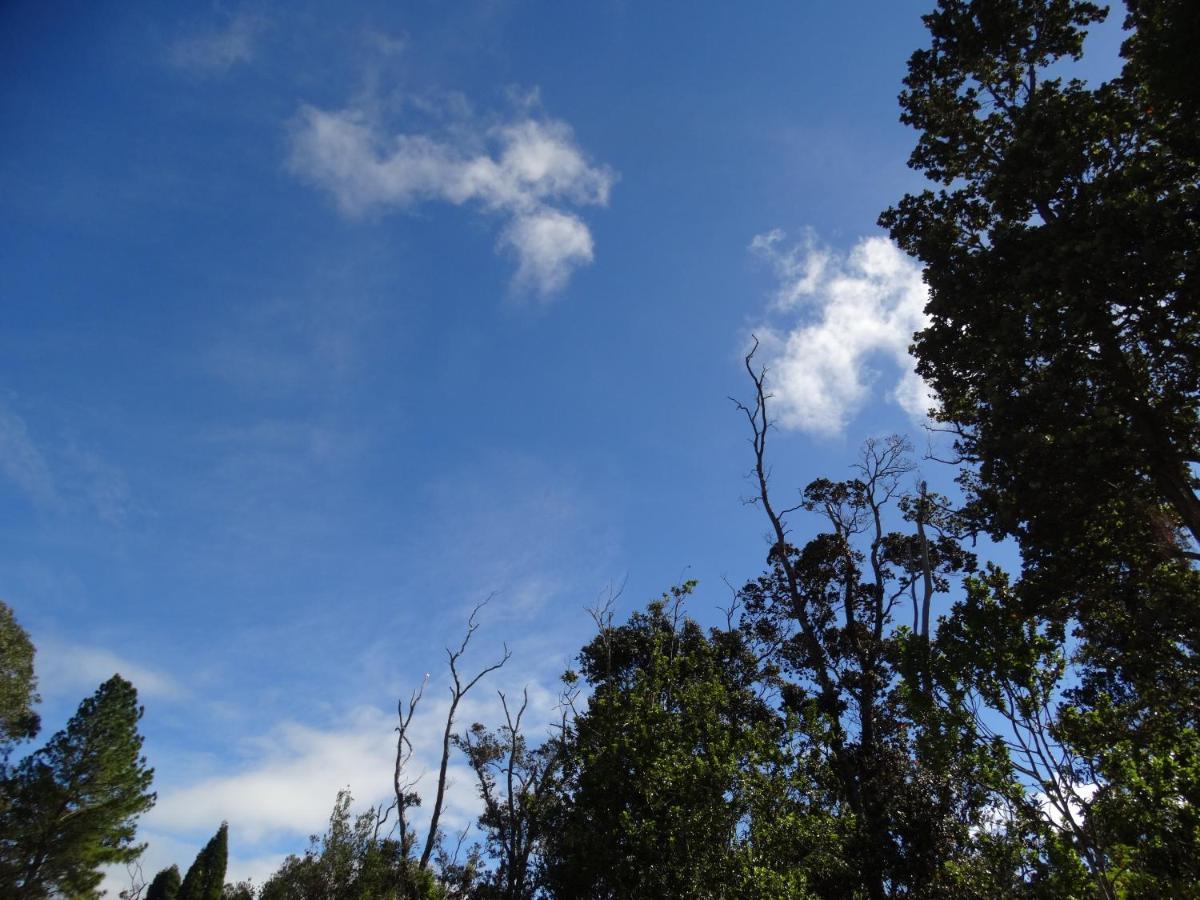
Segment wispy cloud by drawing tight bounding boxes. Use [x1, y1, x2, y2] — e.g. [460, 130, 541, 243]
[749, 230, 935, 435]
[288, 100, 616, 297]
[63, 445, 133, 526]
[151, 672, 561, 846]
[150, 706, 396, 842]
[35, 637, 182, 701]
[0, 404, 57, 509]
[0, 402, 141, 525]
[169, 12, 264, 75]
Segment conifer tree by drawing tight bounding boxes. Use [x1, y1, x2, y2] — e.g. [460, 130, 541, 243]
[0, 675, 155, 898]
[146, 864, 182, 900]
[179, 823, 229, 900]
[0, 601, 39, 754]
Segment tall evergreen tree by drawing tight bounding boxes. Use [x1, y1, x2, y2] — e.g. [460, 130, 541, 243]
[0, 674, 155, 898]
[0, 601, 39, 755]
[146, 865, 182, 900]
[179, 823, 229, 900]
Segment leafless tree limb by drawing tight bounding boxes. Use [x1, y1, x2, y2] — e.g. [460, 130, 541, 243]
[419, 596, 512, 870]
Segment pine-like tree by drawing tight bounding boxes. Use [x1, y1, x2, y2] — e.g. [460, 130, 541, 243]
[0, 674, 155, 898]
[0, 601, 39, 755]
[146, 864, 182, 900]
[179, 823, 229, 900]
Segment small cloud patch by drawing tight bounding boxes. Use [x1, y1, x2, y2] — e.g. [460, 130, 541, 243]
[288, 100, 616, 298]
[749, 230, 935, 436]
[169, 12, 264, 75]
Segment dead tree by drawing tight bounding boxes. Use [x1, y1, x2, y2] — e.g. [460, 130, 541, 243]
[733, 340, 966, 900]
[393, 596, 511, 876]
[394, 674, 428, 857]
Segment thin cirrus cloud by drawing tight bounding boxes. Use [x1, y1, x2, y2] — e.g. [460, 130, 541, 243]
[288, 106, 616, 297]
[0, 404, 135, 524]
[168, 12, 264, 75]
[35, 637, 182, 702]
[0, 405, 56, 510]
[748, 229, 936, 437]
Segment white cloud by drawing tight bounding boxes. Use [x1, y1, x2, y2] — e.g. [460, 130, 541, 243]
[1036, 779, 1099, 831]
[35, 638, 181, 701]
[150, 706, 397, 842]
[288, 104, 615, 296]
[749, 230, 935, 436]
[148, 688, 555, 841]
[169, 13, 263, 75]
[749, 228, 830, 308]
[502, 208, 594, 295]
[142, 643, 567, 879]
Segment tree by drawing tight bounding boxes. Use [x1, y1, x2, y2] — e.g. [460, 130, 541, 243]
[881, 0, 1200, 556]
[0, 601, 39, 755]
[879, 1, 1200, 890]
[179, 824, 229, 900]
[391, 597, 509, 891]
[542, 583, 788, 899]
[257, 790, 436, 900]
[146, 865, 182, 900]
[454, 689, 562, 900]
[732, 354, 1037, 898]
[143, 865, 182, 900]
[0, 674, 155, 898]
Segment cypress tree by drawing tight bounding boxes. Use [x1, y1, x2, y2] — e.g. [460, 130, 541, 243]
[178, 823, 228, 900]
[146, 864, 182, 900]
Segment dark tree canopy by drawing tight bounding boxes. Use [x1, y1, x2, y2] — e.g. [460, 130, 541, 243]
[146, 864, 182, 900]
[880, 0, 1200, 568]
[179, 823, 229, 900]
[880, 0, 1200, 893]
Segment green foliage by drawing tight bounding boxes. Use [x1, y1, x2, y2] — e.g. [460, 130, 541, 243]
[257, 790, 440, 900]
[880, 1, 1200, 894]
[3, 7, 1192, 899]
[737, 439, 1027, 899]
[0, 675, 155, 899]
[147, 864, 183, 900]
[542, 582, 793, 899]
[454, 692, 560, 900]
[881, 0, 1200, 604]
[0, 601, 39, 753]
[222, 882, 255, 900]
[180, 823, 229, 900]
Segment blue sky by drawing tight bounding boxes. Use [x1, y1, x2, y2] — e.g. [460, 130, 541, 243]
[0, 0, 1127, 888]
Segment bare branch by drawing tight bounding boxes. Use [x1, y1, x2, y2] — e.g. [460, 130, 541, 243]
[394, 671, 429, 856]
[420, 597, 512, 871]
